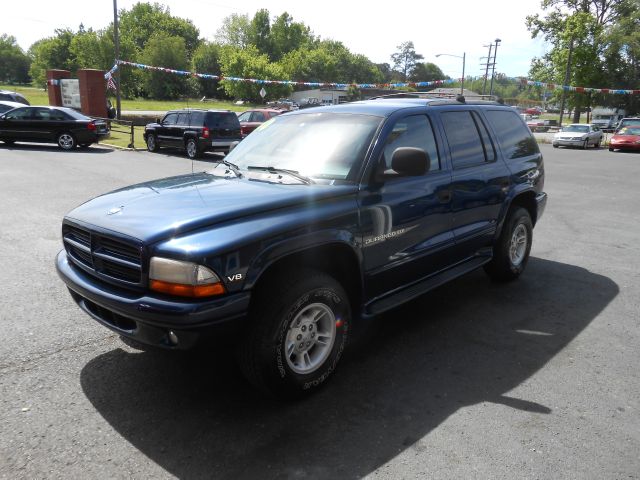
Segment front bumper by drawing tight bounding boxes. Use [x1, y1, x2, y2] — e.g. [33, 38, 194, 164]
[56, 250, 250, 349]
[610, 141, 640, 150]
[552, 137, 587, 147]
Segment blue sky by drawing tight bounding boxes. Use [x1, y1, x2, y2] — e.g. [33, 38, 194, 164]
[5, 0, 549, 79]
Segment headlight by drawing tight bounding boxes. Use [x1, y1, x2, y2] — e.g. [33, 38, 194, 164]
[149, 257, 225, 298]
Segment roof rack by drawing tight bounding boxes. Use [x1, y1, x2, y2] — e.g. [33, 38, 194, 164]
[369, 92, 503, 105]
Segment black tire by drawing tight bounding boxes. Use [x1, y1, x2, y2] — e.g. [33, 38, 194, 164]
[553, 144, 558, 148]
[185, 138, 202, 159]
[609, 147, 614, 152]
[484, 207, 533, 282]
[582, 139, 588, 150]
[146, 133, 159, 152]
[57, 132, 76, 150]
[238, 269, 351, 398]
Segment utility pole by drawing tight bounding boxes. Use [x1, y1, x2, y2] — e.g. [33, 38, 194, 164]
[482, 43, 493, 95]
[489, 38, 501, 96]
[113, 0, 121, 120]
[559, 37, 574, 128]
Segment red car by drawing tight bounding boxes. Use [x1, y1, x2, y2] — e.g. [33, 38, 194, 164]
[524, 106, 543, 115]
[609, 126, 640, 152]
[237, 108, 283, 137]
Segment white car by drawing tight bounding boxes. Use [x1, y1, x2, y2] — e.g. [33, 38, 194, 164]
[0, 100, 24, 114]
[553, 124, 603, 149]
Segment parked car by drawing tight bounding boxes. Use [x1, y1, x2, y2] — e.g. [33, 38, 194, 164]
[615, 117, 640, 133]
[0, 100, 24, 114]
[56, 98, 547, 397]
[609, 126, 640, 152]
[0, 90, 29, 105]
[144, 109, 242, 159]
[524, 106, 542, 116]
[237, 108, 283, 137]
[552, 124, 603, 149]
[0, 106, 109, 149]
[592, 106, 626, 131]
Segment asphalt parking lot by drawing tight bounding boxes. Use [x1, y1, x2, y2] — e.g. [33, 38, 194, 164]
[1, 143, 639, 479]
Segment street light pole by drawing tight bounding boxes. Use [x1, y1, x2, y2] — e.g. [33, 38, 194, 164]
[482, 43, 493, 95]
[435, 52, 466, 96]
[113, 0, 121, 120]
[489, 38, 501, 96]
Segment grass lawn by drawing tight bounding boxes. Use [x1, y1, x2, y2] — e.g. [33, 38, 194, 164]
[1, 83, 261, 112]
[100, 125, 146, 149]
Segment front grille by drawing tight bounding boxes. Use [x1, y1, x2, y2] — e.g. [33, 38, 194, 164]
[63, 223, 143, 285]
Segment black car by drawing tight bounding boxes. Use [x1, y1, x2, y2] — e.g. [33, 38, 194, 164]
[144, 109, 242, 159]
[0, 90, 30, 105]
[0, 106, 109, 150]
[57, 95, 547, 397]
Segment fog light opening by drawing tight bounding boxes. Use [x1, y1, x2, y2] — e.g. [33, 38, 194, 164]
[167, 330, 179, 346]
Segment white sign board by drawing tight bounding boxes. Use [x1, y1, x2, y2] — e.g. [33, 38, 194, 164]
[60, 79, 81, 109]
[259, 87, 267, 98]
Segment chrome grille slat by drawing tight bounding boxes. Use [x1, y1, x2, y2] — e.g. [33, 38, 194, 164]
[62, 224, 143, 285]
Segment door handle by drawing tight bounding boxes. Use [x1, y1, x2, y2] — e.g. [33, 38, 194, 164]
[437, 190, 452, 202]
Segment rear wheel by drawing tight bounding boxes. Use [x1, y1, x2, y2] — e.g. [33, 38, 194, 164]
[238, 269, 350, 398]
[146, 133, 159, 152]
[57, 132, 76, 150]
[484, 207, 533, 282]
[185, 138, 202, 159]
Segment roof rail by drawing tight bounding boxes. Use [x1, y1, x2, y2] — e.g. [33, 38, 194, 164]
[369, 92, 503, 105]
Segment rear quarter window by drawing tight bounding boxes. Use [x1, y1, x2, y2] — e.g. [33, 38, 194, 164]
[484, 110, 539, 159]
[206, 112, 240, 129]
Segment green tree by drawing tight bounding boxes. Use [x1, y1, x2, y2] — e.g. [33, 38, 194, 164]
[269, 12, 315, 61]
[140, 33, 189, 99]
[28, 29, 77, 87]
[119, 2, 200, 58]
[219, 45, 291, 101]
[215, 13, 251, 48]
[410, 62, 446, 82]
[0, 34, 31, 83]
[192, 42, 223, 98]
[248, 9, 272, 57]
[391, 41, 423, 81]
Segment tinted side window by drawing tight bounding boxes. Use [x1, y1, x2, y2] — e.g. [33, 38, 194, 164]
[5, 107, 32, 119]
[207, 113, 240, 129]
[237, 111, 251, 122]
[472, 111, 496, 162]
[252, 111, 266, 122]
[163, 113, 178, 125]
[441, 111, 488, 169]
[484, 110, 539, 159]
[189, 111, 204, 126]
[176, 113, 189, 125]
[0, 94, 11, 101]
[382, 115, 440, 173]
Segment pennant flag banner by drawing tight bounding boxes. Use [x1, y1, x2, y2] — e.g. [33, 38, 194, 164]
[111, 60, 640, 95]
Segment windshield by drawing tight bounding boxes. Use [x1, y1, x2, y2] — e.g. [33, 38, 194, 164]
[562, 125, 589, 133]
[222, 112, 382, 181]
[617, 127, 640, 136]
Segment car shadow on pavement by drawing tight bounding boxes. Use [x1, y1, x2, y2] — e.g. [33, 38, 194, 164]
[0, 143, 113, 154]
[80, 258, 618, 479]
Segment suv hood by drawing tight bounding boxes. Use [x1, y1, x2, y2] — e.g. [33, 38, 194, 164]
[66, 172, 357, 243]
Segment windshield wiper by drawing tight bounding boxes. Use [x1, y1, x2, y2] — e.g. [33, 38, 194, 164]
[246, 166, 314, 185]
[215, 159, 243, 178]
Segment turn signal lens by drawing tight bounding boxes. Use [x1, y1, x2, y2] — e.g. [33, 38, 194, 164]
[149, 257, 225, 298]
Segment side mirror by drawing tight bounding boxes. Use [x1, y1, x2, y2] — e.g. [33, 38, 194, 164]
[155, 117, 160, 124]
[390, 147, 430, 177]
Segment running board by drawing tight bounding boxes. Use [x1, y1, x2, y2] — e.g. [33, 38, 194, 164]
[364, 256, 491, 316]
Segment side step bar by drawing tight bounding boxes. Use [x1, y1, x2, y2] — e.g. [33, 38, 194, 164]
[364, 256, 491, 316]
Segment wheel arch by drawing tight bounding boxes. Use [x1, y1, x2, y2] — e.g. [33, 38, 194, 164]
[248, 241, 363, 317]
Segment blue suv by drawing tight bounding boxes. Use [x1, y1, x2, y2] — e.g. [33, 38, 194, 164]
[56, 95, 547, 397]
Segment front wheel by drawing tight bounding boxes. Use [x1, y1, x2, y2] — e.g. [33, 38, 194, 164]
[146, 133, 159, 152]
[609, 147, 614, 152]
[582, 139, 588, 150]
[57, 132, 76, 150]
[484, 207, 533, 282]
[238, 269, 351, 398]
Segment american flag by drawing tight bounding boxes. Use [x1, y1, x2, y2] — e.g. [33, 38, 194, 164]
[106, 75, 117, 92]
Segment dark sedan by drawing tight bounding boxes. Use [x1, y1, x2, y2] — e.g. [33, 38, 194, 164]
[0, 106, 109, 150]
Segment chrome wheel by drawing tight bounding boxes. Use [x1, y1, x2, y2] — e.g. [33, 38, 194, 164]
[147, 135, 156, 151]
[285, 303, 336, 374]
[509, 223, 528, 266]
[186, 139, 197, 158]
[58, 133, 75, 150]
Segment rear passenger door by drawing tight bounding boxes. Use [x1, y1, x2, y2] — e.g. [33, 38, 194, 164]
[360, 114, 454, 299]
[439, 109, 510, 260]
